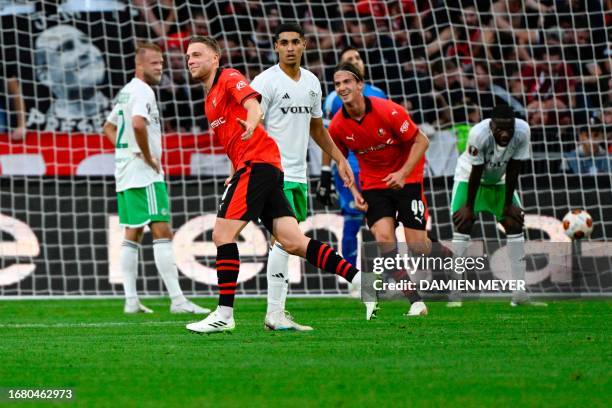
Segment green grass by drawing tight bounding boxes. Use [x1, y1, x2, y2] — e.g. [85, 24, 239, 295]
[0, 298, 610, 407]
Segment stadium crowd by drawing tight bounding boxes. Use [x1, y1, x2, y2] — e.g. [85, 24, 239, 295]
[0, 0, 610, 173]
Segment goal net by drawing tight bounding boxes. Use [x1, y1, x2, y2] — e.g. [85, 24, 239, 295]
[0, 0, 610, 297]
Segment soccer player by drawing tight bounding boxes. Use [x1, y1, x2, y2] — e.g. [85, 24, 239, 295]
[103, 43, 209, 315]
[250, 23, 354, 331]
[328, 63, 430, 319]
[316, 47, 387, 269]
[184, 36, 363, 334]
[450, 105, 546, 307]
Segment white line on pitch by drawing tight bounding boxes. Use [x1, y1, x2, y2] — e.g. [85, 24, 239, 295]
[0, 321, 187, 329]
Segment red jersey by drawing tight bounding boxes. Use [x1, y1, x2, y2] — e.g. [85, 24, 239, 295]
[204, 68, 281, 171]
[328, 96, 423, 190]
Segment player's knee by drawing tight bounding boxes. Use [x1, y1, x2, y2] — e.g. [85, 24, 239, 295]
[150, 222, 173, 240]
[212, 228, 233, 247]
[276, 237, 300, 255]
[502, 219, 523, 235]
[125, 227, 144, 243]
[372, 229, 396, 243]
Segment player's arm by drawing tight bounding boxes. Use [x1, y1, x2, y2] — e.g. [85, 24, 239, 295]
[133, 115, 160, 173]
[103, 121, 118, 146]
[7, 76, 26, 141]
[383, 131, 429, 190]
[237, 97, 263, 140]
[310, 117, 354, 188]
[384, 104, 429, 189]
[349, 182, 368, 212]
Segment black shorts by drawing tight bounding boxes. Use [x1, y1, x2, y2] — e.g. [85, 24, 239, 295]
[362, 183, 428, 230]
[217, 162, 295, 232]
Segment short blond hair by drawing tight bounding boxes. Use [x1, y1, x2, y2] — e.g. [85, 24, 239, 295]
[135, 42, 162, 61]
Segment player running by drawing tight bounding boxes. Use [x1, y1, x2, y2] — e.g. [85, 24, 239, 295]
[103, 43, 209, 315]
[184, 36, 363, 334]
[449, 105, 547, 308]
[328, 63, 431, 319]
[250, 23, 353, 331]
[316, 47, 387, 269]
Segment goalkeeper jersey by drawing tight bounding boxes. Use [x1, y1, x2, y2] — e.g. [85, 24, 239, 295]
[250, 65, 323, 183]
[454, 118, 531, 185]
[106, 77, 164, 192]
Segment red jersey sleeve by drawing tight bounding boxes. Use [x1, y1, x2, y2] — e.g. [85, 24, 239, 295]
[387, 101, 419, 143]
[224, 69, 261, 106]
[328, 119, 349, 157]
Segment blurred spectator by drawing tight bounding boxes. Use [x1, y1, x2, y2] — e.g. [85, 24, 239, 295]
[489, 0, 551, 65]
[0, 52, 26, 141]
[344, 17, 399, 95]
[517, 46, 575, 125]
[430, 59, 473, 126]
[133, 0, 190, 42]
[158, 44, 202, 133]
[564, 118, 611, 174]
[400, 57, 436, 124]
[426, 2, 490, 70]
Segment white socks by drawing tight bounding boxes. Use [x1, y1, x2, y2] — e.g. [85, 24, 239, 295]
[266, 242, 289, 315]
[153, 239, 186, 303]
[507, 233, 526, 294]
[121, 240, 139, 301]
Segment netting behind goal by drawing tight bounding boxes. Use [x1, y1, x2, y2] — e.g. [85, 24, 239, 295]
[0, 0, 610, 297]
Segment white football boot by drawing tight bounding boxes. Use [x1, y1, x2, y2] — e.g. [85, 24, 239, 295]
[510, 292, 548, 307]
[124, 299, 154, 314]
[365, 302, 379, 320]
[264, 311, 313, 331]
[405, 301, 428, 316]
[186, 309, 235, 334]
[171, 300, 211, 314]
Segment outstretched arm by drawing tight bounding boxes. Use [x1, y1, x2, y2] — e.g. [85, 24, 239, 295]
[310, 117, 354, 188]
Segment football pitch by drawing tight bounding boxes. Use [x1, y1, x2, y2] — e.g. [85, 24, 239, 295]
[0, 298, 610, 407]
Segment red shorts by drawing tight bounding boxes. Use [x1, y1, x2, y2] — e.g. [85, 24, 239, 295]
[217, 162, 295, 232]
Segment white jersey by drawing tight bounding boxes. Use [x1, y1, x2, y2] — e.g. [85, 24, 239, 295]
[251, 65, 323, 183]
[106, 77, 164, 192]
[454, 118, 530, 185]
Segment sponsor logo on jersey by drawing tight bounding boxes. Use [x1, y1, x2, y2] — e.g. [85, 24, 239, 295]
[236, 81, 247, 90]
[391, 109, 398, 116]
[280, 106, 312, 114]
[356, 143, 387, 155]
[346, 134, 355, 141]
[468, 145, 479, 156]
[377, 128, 386, 137]
[309, 89, 317, 102]
[282, 93, 290, 99]
[210, 117, 226, 129]
[400, 120, 409, 133]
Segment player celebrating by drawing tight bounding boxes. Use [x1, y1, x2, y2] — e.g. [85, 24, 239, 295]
[184, 36, 363, 334]
[103, 43, 209, 315]
[328, 63, 431, 319]
[450, 105, 546, 307]
[316, 47, 387, 269]
[250, 23, 353, 331]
